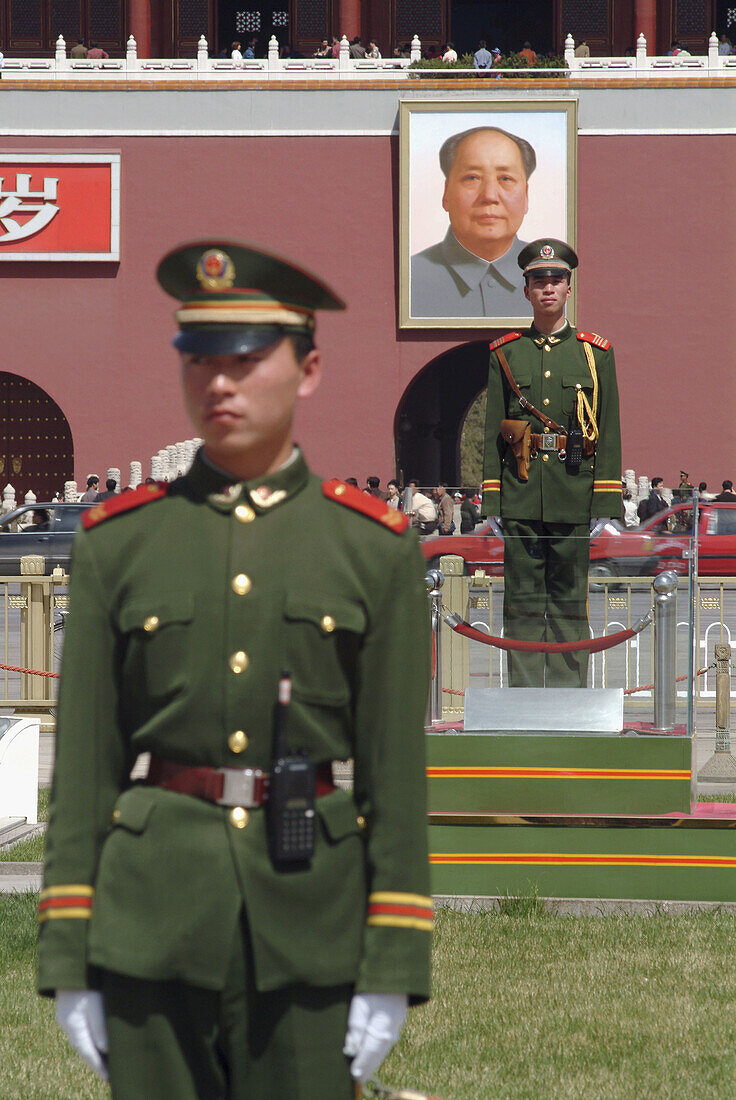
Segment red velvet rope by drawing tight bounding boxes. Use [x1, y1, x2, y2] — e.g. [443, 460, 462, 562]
[449, 618, 639, 654]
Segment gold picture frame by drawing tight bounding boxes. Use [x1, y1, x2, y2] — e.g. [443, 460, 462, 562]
[399, 99, 578, 329]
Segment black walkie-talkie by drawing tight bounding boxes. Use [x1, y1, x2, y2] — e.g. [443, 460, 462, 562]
[266, 672, 316, 865]
[565, 417, 584, 470]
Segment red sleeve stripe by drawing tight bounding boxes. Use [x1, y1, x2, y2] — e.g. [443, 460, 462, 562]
[368, 903, 434, 921]
[39, 895, 93, 912]
[482, 480, 500, 490]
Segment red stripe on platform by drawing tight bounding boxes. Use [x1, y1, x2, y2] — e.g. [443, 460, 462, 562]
[427, 767, 690, 781]
[430, 854, 736, 867]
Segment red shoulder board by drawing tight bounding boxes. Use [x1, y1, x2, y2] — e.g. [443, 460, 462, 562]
[322, 479, 409, 534]
[489, 332, 522, 352]
[82, 482, 168, 531]
[577, 331, 611, 351]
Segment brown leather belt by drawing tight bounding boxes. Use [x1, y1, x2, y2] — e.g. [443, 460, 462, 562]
[531, 432, 568, 453]
[146, 758, 335, 808]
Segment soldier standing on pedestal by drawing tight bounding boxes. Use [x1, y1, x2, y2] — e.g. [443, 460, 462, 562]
[38, 240, 432, 1098]
[481, 239, 622, 687]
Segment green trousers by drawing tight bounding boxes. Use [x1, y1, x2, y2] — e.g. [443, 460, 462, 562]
[100, 912, 355, 1100]
[502, 519, 590, 688]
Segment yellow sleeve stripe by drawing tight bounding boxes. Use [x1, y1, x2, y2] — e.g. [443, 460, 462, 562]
[38, 909, 92, 923]
[367, 915, 434, 932]
[482, 481, 500, 491]
[593, 486, 622, 493]
[368, 892, 433, 907]
[39, 885, 94, 900]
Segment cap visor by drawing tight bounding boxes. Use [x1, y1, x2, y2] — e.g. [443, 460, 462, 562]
[173, 326, 290, 355]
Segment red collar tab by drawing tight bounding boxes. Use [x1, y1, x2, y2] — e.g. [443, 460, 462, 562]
[322, 479, 409, 534]
[489, 332, 522, 352]
[82, 482, 169, 530]
[577, 331, 611, 351]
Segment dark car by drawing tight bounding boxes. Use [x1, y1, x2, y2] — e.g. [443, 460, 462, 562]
[420, 502, 736, 581]
[0, 502, 91, 573]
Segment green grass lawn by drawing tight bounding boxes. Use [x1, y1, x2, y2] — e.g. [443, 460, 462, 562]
[4, 896, 736, 1100]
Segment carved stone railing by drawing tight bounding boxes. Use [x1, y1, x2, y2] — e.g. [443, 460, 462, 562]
[1, 32, 733, 81]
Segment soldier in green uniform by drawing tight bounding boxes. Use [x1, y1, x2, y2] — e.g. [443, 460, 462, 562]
[38, 241, 432, 1099]
[481, 239, 622, 687]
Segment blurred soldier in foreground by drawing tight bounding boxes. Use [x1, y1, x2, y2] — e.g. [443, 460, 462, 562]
[481, 239, 622, 687]
[38, 241, 432, 1098]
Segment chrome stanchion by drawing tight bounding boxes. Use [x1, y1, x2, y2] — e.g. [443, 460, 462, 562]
[653, 570, 678, 732]
[425, 569, 444, 725]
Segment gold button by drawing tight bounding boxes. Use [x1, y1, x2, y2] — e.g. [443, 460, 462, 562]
[143, 615, 159, 633]
[543, 398, 550, 406]
[356, 815, 366, 830]
[334, 485, 346, 496]
[229, 651, 249, 674]
[575, 383, 582, 390]
[542, 454, 549, 462]
[111, 808, 121, 823]
[544, 345, 551, 352]
[228, 730, 248, 753]
[232, 573, 252, 596]
[230, 807, 249, 828]
[544, 370, 551, 378]
[234, 504, 255, 523]
[321, 614, 336, 633]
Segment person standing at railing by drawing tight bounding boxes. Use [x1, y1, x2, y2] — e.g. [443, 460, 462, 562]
[86, 42, 108, 59]
[366, 40, 381, 59]
[230, 40, 243, 62]
[441, 41, 457, 62]
[519, 41, 537, 65]
[473, 39, 492, 69]
[38, 240, 432, 1099]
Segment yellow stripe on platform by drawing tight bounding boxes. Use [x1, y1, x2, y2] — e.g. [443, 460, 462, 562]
[430, 853, 736, 867]
[427, 767, 690, 781]
[367, 915, 434, 931]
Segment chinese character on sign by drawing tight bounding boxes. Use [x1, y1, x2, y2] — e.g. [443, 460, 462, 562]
[0, 174, 60, 243]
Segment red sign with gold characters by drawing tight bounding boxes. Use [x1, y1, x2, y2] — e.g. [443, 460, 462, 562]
[0, 154, 120, 261]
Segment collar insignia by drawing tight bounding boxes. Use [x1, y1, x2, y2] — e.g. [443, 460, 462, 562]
[253, 486, 287, 508]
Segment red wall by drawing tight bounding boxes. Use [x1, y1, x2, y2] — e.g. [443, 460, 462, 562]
[1, 132, 734, 490]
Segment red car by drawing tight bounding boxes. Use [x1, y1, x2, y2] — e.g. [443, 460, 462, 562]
[420, 502, 736, 580]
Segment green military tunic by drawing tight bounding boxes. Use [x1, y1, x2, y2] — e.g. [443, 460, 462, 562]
[38, 450, 432, 1011]
[481, 323, 622, 686]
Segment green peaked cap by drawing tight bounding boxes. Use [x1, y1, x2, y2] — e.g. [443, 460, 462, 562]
[157, 240, 345, 355]
[518, 238, 579, 278]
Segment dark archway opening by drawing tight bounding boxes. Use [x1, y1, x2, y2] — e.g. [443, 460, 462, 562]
[0, 373, 74, 501]
[394, 341, 489, 486]
[449, 0, 555, 57]
[215, 0, 290, 57]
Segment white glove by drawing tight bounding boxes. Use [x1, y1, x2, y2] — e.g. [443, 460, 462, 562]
[55, 989, 109, 1080]
[343, 992, 408, 1082]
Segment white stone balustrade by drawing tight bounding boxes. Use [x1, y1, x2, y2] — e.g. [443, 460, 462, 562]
[64, 480, 78, 502]
[0, 32, 733, 81]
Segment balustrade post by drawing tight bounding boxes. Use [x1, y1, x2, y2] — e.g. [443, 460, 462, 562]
[410, 35, 421, 62]
[564, 34, 575, 67]
[699, 644, 736, 780]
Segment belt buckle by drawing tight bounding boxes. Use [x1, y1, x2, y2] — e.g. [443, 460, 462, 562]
[218, 768, 258, 807]
[541, 433, 557, 451]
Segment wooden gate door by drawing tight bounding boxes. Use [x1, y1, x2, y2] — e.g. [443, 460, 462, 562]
[0, 374, 74, 503]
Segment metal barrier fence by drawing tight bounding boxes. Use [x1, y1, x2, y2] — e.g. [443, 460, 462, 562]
[0, 558, 67, 717]
[435, 554, 734, 722]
